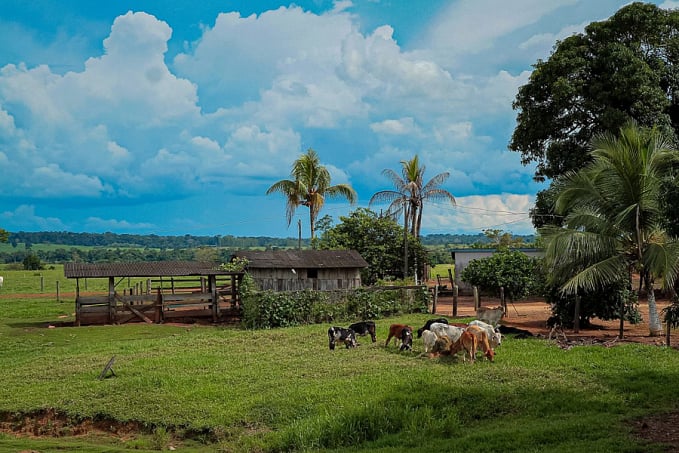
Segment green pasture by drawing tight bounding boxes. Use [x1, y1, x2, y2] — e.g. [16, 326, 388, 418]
[0, 292, 678, 451]
[0, 264, 150, 295]
[429, 263, 454, 281]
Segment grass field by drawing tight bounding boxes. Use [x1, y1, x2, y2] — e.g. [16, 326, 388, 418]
[1, 284, 678, 451]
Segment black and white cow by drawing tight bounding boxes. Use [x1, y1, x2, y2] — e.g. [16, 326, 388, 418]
[348, 321, 377, 343]
[416, 317, 449, 338]
[328, 326, 358, 350]
[399, 326, 413, 351]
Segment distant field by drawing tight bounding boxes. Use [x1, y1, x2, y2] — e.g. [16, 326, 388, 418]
[0, 243, 100, 253]
[0, 264, 148, 295]
[429, 264, 455, 281]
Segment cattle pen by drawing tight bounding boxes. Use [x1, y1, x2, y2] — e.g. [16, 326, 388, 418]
[64, 261, 244, 326]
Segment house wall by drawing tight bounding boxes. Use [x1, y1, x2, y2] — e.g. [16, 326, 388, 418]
[248, 267, 363, 291]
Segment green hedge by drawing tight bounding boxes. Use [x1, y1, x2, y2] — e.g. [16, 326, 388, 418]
[241, 282, 429, 329]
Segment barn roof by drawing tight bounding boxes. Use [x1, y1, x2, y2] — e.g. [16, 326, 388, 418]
[232, 249, 368, 269]
[64, 261, 237, 278]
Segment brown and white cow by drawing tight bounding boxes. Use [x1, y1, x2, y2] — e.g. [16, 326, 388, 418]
[468, 319, 502, 348]
[385, 324, 413, 351]
[449, 330, 478, 363]
[465, 324, 495, 362]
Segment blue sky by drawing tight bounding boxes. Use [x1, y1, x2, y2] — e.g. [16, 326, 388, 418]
[0, 0, 674, 238]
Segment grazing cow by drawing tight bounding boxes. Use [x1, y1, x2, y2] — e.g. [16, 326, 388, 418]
[0, 275, 3, 288]
[466, 325, 495, 362]
[468, 319, 502, 348]
[328, 326, 358, 350]
[476, 306, 504, 326]
[429, 322, 465, 343]
[449, 330, 478, 363]
[427, 335, 453, 358]
[421, 329, 438, 353]
[385, 324, 414, 351]
[498, 325, 534, 338]
[348, 321, 377, 343]
[416, 317, 449, 338]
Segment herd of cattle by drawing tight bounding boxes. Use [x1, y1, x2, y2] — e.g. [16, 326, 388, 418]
[327, 305, 532, 363]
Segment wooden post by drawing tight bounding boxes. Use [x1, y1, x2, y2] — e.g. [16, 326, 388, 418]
[40, 276, 44, 292]
[56, 281, 60, 302]
[619, 297, 625, 339]
[76, 278, 80, 298]
[146, 279, 151, 295]
[210, 275, 218, 322]
[447, 268, 454, 290]
[432, 285, 438, 314]
[108, 277, 115, 324]
[574, 293, 581, 333]
[666, 320, 671, 347]
[84, 278, 88, 291]
[453, 284, 458, 317]
[500, 286, 506, 318]
[473, 286, 479, 311]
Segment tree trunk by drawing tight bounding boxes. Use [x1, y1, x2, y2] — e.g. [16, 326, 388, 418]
[309, 206, 315, 241]
[645, 275, 663, 336]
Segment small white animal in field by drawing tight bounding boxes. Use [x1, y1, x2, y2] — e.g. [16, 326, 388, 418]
[0, 275, 3, 288]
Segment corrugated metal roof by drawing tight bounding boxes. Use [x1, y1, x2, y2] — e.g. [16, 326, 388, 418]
[232, 249, 368, 269]
[64, 261, 237, 278]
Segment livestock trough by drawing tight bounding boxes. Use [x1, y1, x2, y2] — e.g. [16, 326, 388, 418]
[64, 262, 244, 326]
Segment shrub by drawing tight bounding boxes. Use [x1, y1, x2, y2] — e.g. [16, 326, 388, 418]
[241, 284, 429, 329]
[545, 278, 641, 328]
[460, 250, 542, 301]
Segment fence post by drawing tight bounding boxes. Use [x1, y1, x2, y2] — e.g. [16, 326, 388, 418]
[56, 281, 60, 302]
[473, 286, 479, 311]
[432, 285, 438, 314]
[500, 286, 506, 318]
[40, 276, 44, 292]
[453, 284, 458, 317]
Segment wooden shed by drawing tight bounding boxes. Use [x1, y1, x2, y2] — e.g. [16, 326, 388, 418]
[232, 249, 368, 291]
[64, 261, 243, 326]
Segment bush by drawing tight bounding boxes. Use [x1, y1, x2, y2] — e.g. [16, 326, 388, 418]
[545, 279, 641, 328]
[460, 250, 542, 301]
[241, 284, 429, 329]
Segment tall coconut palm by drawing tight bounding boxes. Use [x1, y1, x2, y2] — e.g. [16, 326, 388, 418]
[369, 155, 456, 238]
[542, 123, 679, 336]
[266, 148, 357, 240]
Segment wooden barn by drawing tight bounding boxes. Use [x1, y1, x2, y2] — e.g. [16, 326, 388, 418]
[64, 261, 243, 326]
[232, 249, 368, 291]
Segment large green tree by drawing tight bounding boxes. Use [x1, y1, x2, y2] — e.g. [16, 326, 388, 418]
[510, 2, 679, 227]
[542, 123, 679, 336]
[317, 208, 428, 285]
[266, 149, 357, 240]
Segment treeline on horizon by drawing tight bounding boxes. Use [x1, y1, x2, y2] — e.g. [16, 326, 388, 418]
[6, 231, 535, 249]
[0, 231, 536, 266]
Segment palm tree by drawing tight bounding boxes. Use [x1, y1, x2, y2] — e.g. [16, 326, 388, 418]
[369, 155, 456, 238]
[266, 149, 357, 240]
[542, 123, 679, 336]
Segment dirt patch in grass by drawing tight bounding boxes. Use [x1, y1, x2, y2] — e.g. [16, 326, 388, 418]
[631, 411, 679, 451]
[0, 408, 145, 439]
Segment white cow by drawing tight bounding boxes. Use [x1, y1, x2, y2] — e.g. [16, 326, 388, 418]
[0, 275, 3, 288]
[429, 322, 465, 343]
[476, 306, 504, 326]
[421, 329, 438, 353]
[468, 319, 502, 348]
